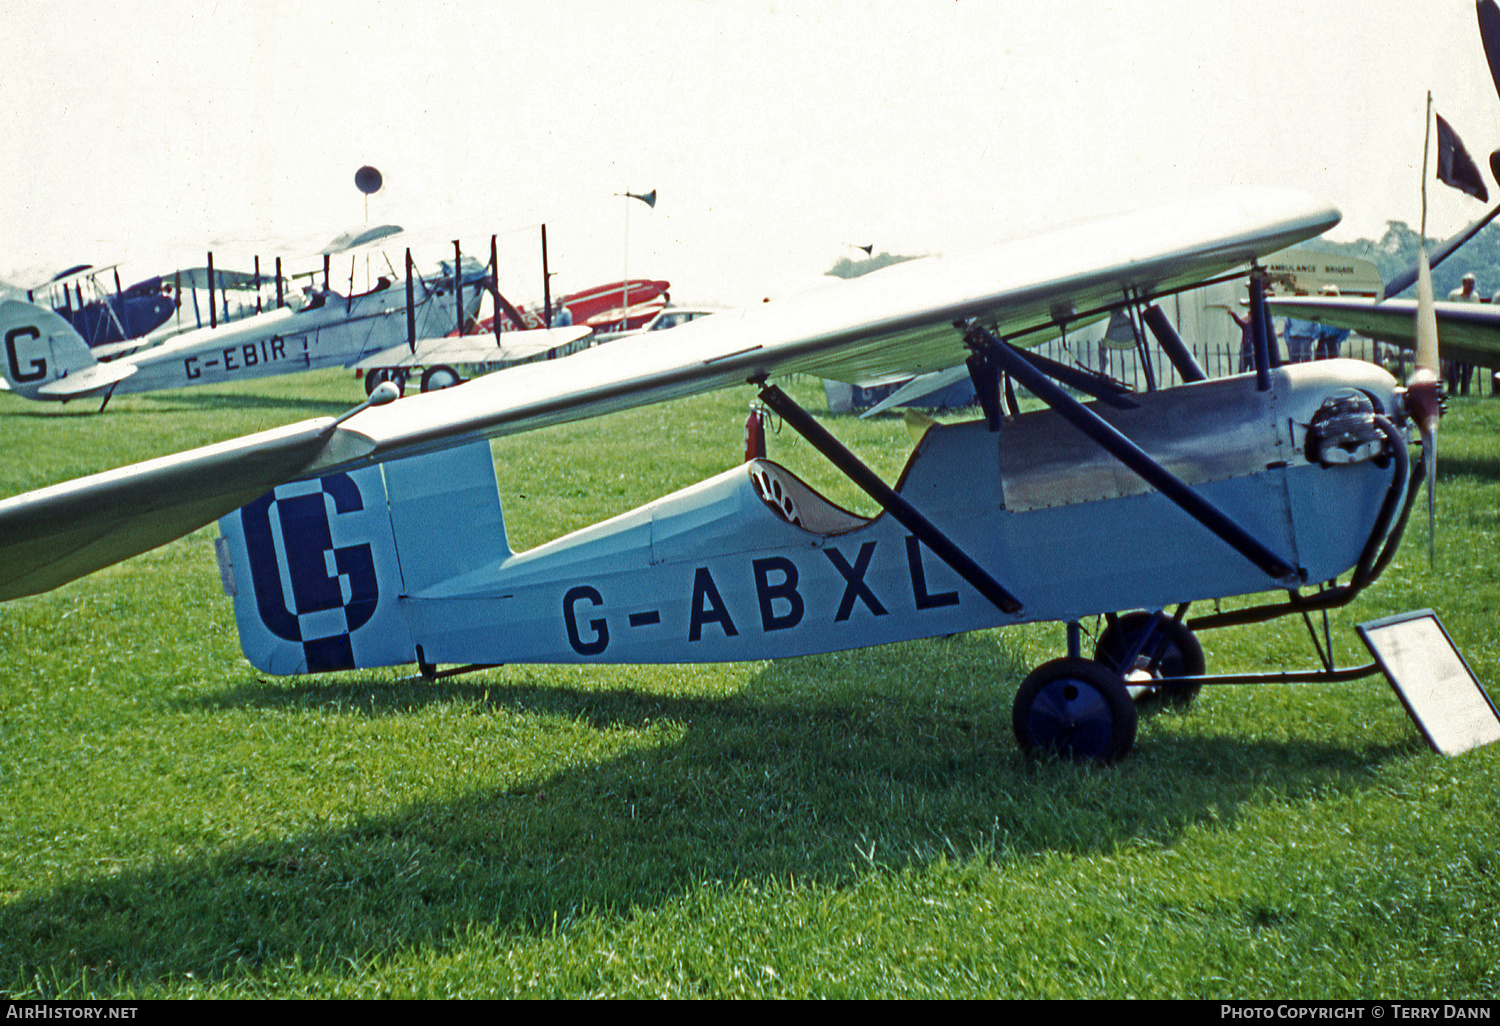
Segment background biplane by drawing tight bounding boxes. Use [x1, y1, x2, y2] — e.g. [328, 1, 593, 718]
[9, 263, 176, 351]
[0, 229, 588, 407]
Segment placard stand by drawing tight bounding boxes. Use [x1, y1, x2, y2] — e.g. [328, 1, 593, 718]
[1357, 609, 1500, 757]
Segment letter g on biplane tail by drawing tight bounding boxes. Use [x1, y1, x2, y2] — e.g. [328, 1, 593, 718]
[0, 300, 102, 395]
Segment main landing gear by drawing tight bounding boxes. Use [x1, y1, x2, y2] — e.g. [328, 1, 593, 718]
[1011, 610, 1204, 764]
[1094, 610, 1204, 711]
[364, 367, 406, 398]
[420, 364, 464, 392]
[363, 365, 467, 398]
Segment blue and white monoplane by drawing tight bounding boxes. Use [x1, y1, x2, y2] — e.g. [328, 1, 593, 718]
[0, 187, 1436, 763]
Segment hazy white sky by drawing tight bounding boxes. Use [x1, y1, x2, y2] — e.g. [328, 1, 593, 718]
[3, 0, 1499, 305]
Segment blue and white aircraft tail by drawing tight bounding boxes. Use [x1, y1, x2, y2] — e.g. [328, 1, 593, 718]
[216, 441, 511, 674]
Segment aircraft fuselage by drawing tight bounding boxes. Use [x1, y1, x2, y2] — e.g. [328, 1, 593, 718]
[217, 359, 1410, 675]
[109, 283, 478, 394]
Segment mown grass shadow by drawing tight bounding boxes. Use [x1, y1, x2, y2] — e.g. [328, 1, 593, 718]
[0, 401, 113, 420]
[0, 641, 1410, 993]
[1438, 451, 1500, 484]
[0, 391, 353, 422]
[129, 391, 356, 416]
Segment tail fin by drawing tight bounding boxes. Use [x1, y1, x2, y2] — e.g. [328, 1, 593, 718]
[215, 440, 511, 674]
[0, 298, 100, 399]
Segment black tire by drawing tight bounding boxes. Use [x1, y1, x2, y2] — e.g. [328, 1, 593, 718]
[421, 364, 463, 392]
[1012, 658, 1137, 764]
[364, 367, 407, 398]
[1094, 611, 1205, 710]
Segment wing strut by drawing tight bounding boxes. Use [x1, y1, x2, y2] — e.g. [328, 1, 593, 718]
[454, 240, 464, 335]
[755, 383, 1023, 615]
[964, 325, 1303, 586]
[471, 235, 529, 336]
[1248, 266, 1274, 391]
[965, 326, 1138, 431]
[1142, 304, 1207, 383]
[966, 349, 1004, 431]
[1008, 346, 1136, 408]
[405, 249, 416, 353]
[491, 235, 503, 346]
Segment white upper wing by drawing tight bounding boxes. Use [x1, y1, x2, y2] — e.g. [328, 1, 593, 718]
[311, 187, 1337, 472]
[0, 186, 1338, 601]
[0, 419, 347, 601]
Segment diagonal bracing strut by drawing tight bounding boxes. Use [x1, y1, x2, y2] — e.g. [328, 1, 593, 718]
[964, 325, 1302, 586]
[756, 383, 1024, 615]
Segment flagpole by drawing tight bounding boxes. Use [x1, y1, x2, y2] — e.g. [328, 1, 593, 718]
[1383, 105, 1497, 299]
[1415, 91, 1441, 567]
[623, 194, 630, 333]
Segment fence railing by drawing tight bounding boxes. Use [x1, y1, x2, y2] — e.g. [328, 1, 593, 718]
[1026, 333, 1397, 392]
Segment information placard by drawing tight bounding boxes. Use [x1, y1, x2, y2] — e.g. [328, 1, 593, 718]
[1357, 609, 1500, 757]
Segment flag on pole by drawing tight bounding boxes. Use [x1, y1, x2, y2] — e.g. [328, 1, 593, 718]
[1435, 113, 1489, 201]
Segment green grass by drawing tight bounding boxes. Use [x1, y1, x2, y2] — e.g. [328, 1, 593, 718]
[0, 370, 1497, 998]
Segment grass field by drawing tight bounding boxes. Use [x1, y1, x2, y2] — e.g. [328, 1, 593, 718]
[0, 368, 1497, 998]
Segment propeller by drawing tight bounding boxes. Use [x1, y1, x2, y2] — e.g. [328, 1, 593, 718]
[1409, 249, 1444, 564]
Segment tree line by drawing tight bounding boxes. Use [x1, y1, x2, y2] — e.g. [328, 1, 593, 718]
[1302, 218, 1500, 300]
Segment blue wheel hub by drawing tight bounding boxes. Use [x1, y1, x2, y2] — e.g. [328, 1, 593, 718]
[1013, 657, 1137, 763]
[1027, 678, 1115, 757]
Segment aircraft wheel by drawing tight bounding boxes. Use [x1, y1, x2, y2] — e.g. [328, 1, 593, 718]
[379, 368, 408, 397]
[421, 365, 463, 392]
[1094, 612, 1204, 711]
[365, 367, 406, 398]
[1012, 658, 1137, 764]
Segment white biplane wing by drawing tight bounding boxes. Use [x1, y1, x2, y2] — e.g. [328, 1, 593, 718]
[352, 325, 594, 371]
[1268, 295, 1500, 368]
[858, 364, 976, 418]
[0, 186, 1339, 602]
[321, 224, 405, 256]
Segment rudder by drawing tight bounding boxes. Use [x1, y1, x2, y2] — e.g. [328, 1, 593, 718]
[215, 440, 510, 674]
[0, 299, 98, 399]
